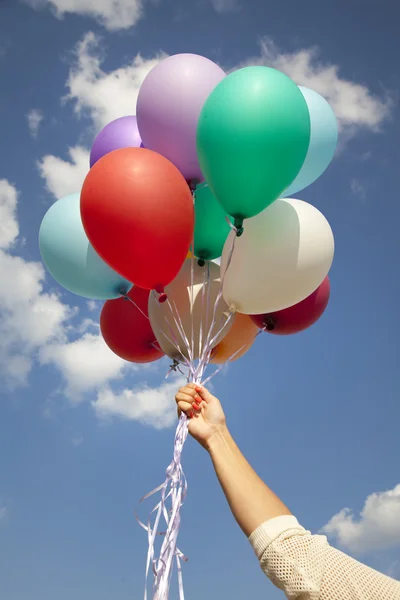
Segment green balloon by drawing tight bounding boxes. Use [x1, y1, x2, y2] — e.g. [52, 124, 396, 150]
[196, 66, 311, 228]
[194, 184, 232, 261]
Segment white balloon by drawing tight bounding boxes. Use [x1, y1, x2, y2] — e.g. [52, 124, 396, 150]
[148, 259, 233, 361]
[221, 198, 334, 315]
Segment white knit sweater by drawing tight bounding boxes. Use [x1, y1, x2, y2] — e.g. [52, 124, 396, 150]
[249, 515, 400, 599]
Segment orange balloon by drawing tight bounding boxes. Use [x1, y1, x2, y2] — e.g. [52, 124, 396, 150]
[210, 313, 258, 364]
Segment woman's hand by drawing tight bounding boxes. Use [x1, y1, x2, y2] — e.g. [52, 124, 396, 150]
[175, 384, 227, 449]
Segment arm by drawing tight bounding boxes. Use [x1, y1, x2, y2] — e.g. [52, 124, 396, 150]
[176, 383, 290, 535]
[206, 424, 291, 536]
[176, 385, 400, 600]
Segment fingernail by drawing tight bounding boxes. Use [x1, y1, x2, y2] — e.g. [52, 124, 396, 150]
[194, 395, 201, 402]
[192, 403, 200, 411]
[195, 386, 202, 393]
[189, 410, 194, 419]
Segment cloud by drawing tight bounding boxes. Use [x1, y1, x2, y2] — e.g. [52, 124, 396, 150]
[37, 145, 89, 199]
[93, 377, 185, 429]
[321, 483, 400, 554]
[350, 179, 367, 199]
[65, 32, 165, 130]
[24, 0, 143, 31]
[87, 300, 99, 312]
[27, 109, 44, 138]
[0, 180, 72, 388]
[0, 179, 19, 250]
[238, 38, 392, 136]
[0, 181, 167, 425]
[210, 0, 240, 13]
[39, 332, 129, 401]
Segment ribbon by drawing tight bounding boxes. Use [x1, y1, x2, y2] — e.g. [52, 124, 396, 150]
[138, 224, 242, 599]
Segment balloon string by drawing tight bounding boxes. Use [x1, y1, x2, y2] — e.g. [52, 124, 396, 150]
[190, 237, 195, 364]
[196, 260, 208, 380]
[136, 413, 189, 600]
[121, 293, 150, 320]
[196, 233, 237, 379]
[202, 329, 264, 387]
[140, 224, 240, 600]
[168, 299, 194, 367]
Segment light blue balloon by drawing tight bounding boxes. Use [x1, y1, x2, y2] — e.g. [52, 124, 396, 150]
[282, 86, 338, 198]
[39, 193, 133, 299]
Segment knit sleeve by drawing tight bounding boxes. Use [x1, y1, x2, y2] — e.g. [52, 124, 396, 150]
[249, 515, 400, 600]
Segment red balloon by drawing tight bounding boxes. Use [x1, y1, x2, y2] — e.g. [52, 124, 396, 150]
[81, 148, 194, 293]
[100, 286, 164, 363]
[251, 277, 330, 335]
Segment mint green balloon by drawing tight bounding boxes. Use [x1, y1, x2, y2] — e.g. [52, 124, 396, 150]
[196, 66, 311, 229]
[194, 184, 232, 261]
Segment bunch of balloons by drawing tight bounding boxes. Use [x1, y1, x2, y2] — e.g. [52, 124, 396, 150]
[39, 53, 337, 370]
[38, 52, 337, 600]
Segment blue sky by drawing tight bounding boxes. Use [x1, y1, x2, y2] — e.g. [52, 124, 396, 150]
[1, 0, 400, 598]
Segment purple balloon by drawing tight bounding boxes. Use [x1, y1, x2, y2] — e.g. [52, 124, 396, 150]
[90, 116, 142, 167]
[136, 54, 225, 182]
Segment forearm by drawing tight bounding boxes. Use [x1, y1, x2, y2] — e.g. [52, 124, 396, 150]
[206, 425, 291, 537]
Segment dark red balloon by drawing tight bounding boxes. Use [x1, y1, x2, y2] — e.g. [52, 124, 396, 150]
[100, 286, 164, 363]
[81, 147, 194, 293]
[251, 276, 330, 335]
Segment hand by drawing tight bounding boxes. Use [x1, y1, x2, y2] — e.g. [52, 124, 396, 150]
[175, 383, 227, 449]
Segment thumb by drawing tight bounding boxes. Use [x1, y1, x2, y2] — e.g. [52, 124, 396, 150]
[195, 385, 215, 403]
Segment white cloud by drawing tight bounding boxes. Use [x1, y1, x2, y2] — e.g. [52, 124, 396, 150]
[65, 32, 165, 130]
[321, 483, 400, 553]
[0, 180, 72, 388]
[238, 38, 392, 135]
[0, 506, 7, 522]
[0, 179, 19, 250]
[87, 300, 99, 312]
[39, 333, 129, 401]
[0, 181, 168, 423]
[93, 377, 185, 429]
[211, 0, 240, 13]
[37, 145, 89, 199]
[25, 0, 143, 31]
[27, 109, 44, 138]
[351, 179, 367, 199]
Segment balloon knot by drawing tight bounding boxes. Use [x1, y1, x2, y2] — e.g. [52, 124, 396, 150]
[264, 316, 276, 332]
[158, 293, 167, 304]
[198, 258, 206, 267]
[234, 217, 244, 237]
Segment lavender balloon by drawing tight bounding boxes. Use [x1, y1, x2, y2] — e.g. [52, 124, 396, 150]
[90, 116, 142, 167]
[136, 54, 225, 182]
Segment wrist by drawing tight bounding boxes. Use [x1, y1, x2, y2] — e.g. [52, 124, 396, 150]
[204, 423, 231, 453]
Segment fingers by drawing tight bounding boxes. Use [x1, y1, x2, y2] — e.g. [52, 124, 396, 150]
[175, 386, 205, 418]
[194, 385, 213, 403]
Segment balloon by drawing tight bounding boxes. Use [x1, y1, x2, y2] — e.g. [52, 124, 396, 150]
[136, 54, 225, 182]
[210, 313, 258, 364]
[80, 148, 194, 294]
[90, 116, 143, 167]
[251, 276, 330, 335]
[101, 286, 164, 363]
[194, 184, 232, 262]
[196, 66, 311, 229]
[282, 88, 338, 197]
[148, 260, 234, 361]
[39, 193, 132, 299]
[221, 198, 334, 315]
